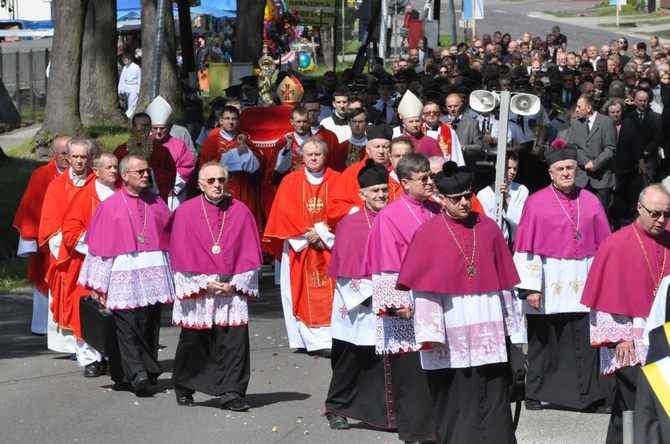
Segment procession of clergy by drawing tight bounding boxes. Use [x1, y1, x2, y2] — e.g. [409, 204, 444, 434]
[13, 74, 670, 443]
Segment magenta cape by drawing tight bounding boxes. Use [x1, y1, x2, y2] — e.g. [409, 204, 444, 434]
[581, 222, 670, 318]
[397, 212, 520, 293]
[328, 208, 376, 279]
[170, 195, 262, 275]
[85, 188, 172, 256]
[513, 186, 610, 259]
[403, 132, 443, 157]
[362, 194, 442, 275]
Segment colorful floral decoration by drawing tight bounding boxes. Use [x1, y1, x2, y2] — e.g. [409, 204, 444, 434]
[263, 0, 301, 56]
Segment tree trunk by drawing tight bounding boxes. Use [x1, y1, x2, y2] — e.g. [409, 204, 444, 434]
[35, 0, 87, 155]
[80, 0, 126, 127]
[320, 27, 335, 71]
[137, 0, 182, 117]
[232, 0, 265, 65]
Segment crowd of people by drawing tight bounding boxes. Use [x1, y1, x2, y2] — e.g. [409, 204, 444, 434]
[12, 26, 670, 443]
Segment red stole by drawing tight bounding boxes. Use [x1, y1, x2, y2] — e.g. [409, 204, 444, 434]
[422, 122, 453, 159]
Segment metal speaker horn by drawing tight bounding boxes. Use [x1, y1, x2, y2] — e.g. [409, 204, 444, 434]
[469, 90, 499, 113]
[510, 93, 541, 116]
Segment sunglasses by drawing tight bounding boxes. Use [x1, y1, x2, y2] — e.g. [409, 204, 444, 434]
[422, 111, 440, 116]
[201, 177, 227, 185]
[408, 172, 436, 184]
[128, 168, 151, 176]
[640, 202, 670, 219]
[445, 192, 473, 204]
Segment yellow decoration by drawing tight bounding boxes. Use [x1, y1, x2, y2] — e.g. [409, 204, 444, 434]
[264, 1, 274, 21]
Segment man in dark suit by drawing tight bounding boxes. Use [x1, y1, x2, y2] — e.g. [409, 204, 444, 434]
[606, 97, 644, 229]
[626, 89, 662, 181]
[567, 94, 617, 210]
[560, 69, 580, 111]
[418, 36, 436, 64]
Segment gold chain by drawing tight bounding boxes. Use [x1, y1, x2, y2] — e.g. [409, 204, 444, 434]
[363, 207, 372, 228]
[201, 195, 227, 252]
[550, 185, 580, 234]
[632, 221, 667, 295]
[400, 195, 424, 225]
[441, 212, 477, 275]
[121, 191, 147, 243]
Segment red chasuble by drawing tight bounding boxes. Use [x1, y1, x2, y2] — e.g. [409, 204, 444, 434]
[199, 130, 267, 230]
[329, 140, 367, 173]
[263, 167, 341, 327]
[13, 158, 61, 294]
[326, 156, 396, 227]
[56, 181, 118, 338]
[38, 169, 95, 328]
[262, 134, 304, 217]
[113, 142, 177, 203]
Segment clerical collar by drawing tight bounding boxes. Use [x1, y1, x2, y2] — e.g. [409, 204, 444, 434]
[310, 125, 323, 135]
[70, 167, 89, 185]
[219, 129, 238, 141]
[349, 135, 368, 145]
[95, 180, 116, 192]
[305, 167, 325, 184]
[57, 164, 66, 174]
[123, 186, 142, 197]
[424, 123, 439, 132]
[332, 114, 348, 125]
[203, 194, 225, 206]
[551, 182, 577, 197]
[403, 193, 427, 206]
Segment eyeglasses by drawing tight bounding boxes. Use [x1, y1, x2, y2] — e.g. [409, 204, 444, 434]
[422, 111, 440, 116]
[128, 168, 151, 176]
[201, 177, 227, 185]
[444, 192, 473, 204]
[408, 173, 435, 184]
[640, 202, 670, 219]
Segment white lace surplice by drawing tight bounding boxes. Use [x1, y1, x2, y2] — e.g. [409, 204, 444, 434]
[414, 289, 522, 370]
[78, 251, 175, 310]
[590, 310, 647, 375]
[172, 270, 259, 329]
[372, 273, 418, 354]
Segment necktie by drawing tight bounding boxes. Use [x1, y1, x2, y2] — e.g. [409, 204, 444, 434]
[517, 115, 524, 129]
[482, 117, 489, 134]
[382, 102, 388, 124]
[586, 119, 590, 134]
[639, 111, 644, 123]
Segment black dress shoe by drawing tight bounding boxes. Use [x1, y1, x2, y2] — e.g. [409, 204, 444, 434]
[326, 412, 350, 430]
[221, 398, 250, 411]
[83, 361, 106, 378]
[309, 348, 332, 358]
[112, 381, 133, 392]
[132, 371, 150, 395]
[585, 402, 612, 414]
[524, 399, 543, 411]
[176, 394, 195, 407]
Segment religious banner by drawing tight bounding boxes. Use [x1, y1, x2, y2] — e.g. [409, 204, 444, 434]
[285, 0, 336, 26]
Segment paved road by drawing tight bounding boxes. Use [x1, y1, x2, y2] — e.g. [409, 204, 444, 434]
[436, 0, 670, 51]
[1, 266, 609, 444]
